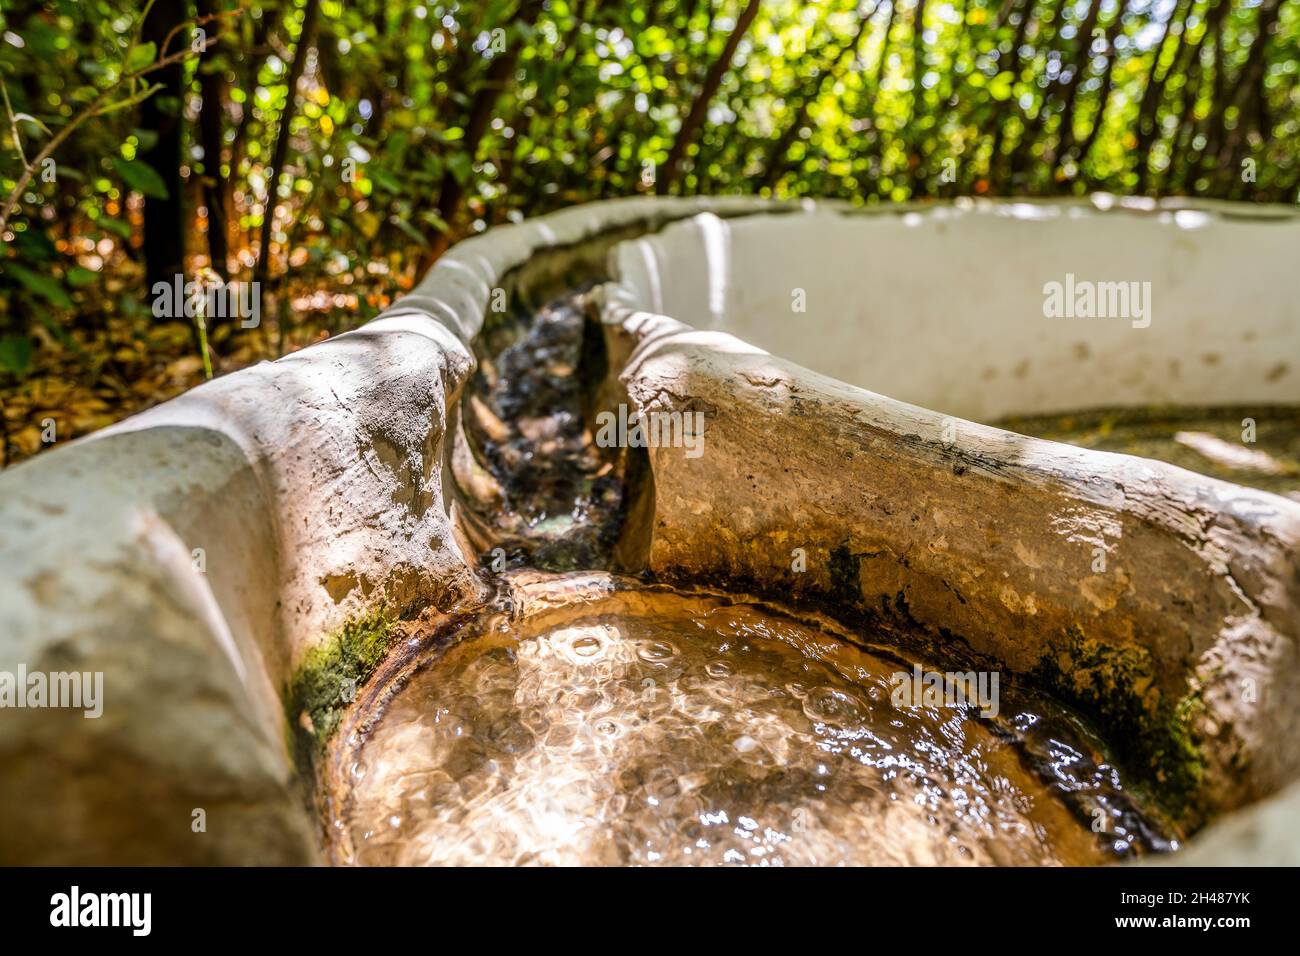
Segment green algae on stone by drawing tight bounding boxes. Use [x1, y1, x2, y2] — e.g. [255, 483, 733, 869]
[1032, 626, 1207, 827]
[828, 544, 866, 609]
[820, 544, 1209, 824]
[287, 604, 395, 755]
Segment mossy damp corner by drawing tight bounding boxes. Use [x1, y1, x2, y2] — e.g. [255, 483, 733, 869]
[286, 603, 395, 760]
[824, 542, 1210, 829]
[1033, 625, 1210, 829]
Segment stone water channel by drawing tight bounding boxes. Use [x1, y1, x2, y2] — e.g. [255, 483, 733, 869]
[4, 197, 1299, 866]
[328, 289, 1174, 866]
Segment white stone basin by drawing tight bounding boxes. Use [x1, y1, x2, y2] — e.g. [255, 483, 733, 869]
[612, 199, 1300, 419]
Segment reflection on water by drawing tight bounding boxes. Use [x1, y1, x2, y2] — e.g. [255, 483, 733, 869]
[338, 578, 1170, 866]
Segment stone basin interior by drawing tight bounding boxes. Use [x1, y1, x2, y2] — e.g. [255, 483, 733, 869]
[613, 204, 1300, 496]
[4, 198, 1298, 866]
[333, 573, 1172, 866]
[612, 203, 1298, 420]
[320, 200, 1300, 866]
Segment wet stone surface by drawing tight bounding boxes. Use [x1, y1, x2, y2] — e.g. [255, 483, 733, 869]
[463, 290, 626, 571]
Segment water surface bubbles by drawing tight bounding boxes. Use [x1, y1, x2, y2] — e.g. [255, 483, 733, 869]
[338, 580, 1168, 866]
[637, 640, 679, 663]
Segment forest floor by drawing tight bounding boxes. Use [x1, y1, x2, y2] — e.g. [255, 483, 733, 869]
[0, 255, 409, 468]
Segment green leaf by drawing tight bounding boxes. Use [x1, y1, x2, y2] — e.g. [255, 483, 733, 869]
[65, 266, 98, 288]
[0, 335, 35, 377]
[98, 217, 134, 240]
[13, 229, 56, 260]
[447, 153, 473, 185]
[421, 212, 450, 234]
[370, 168, 402, 193]
[132, 128, 160, 152]
[4, 263, 74, 308]
[125, 41, 157, 73]
[12, 113, 52, 137]
[113, 157, 169, 199]
[391, 216, 429, 247]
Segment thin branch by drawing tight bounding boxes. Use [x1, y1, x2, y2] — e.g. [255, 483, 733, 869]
[254, 0, 321, 289]
[1, 77, 30, 169]
[657, 0, 764, 194]
[0, 9, 238, 233]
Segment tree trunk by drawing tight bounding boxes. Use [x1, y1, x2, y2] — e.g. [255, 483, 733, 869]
[1167, 0, 1225, 193]
[657, 0, 763, 195]
[1009, 0, 1074, 188]
[367, 3, 410, 139]
[1052, 0, 1124, 178]
[139, 0, 187, 292]
[254, 0, 321, 293]
[230, 12, 271, 188]
[760, 3, 876, 191]
[1210, 0, 1281, 193]
[986, 0, 1034, 190]
[1141, 0, 1212, 192]
[909, 0, 929, 186]
[196, 0, 229, 280]
[864, 0, 899, 147]
[1040, 0, 1103, 172]
[1133, 0, 1192, 192]
[424, 0, 546, 265]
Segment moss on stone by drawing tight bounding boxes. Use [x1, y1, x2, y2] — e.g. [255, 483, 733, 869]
[1032, 625, 1207, 826]
[820, 545, 1209, 825]
[286, 603, 395, 758]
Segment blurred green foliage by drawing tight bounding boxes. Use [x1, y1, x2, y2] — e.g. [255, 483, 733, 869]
[0, 0, 1297, 380]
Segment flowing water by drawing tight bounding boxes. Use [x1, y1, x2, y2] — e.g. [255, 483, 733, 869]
[336, 576, 1170, 866]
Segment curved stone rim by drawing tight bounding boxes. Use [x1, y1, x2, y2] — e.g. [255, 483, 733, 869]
[382, 192, 1300, 351]
[584, 197, 1300, 861]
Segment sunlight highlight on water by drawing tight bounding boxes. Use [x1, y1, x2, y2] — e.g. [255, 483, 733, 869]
[339, 580, 1165, 866]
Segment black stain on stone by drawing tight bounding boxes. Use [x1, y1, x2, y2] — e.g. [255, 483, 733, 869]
[828, 543, 865, 609]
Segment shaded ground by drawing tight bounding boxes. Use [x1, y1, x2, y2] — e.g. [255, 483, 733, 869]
[0, 257, 406, 468]
[997, 405, 1300, 500]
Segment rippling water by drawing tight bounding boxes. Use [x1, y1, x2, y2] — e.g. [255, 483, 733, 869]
[338, 578, 1168, 866]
